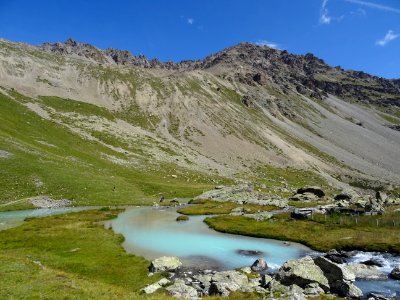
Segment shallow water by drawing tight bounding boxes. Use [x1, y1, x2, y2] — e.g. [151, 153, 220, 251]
[2, 205, 399, 296]
[107, 206, 312, 270]
[0, 207, 96, 230]
[349, 252, 400, 297]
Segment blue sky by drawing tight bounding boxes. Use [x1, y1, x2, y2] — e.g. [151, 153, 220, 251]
[0, 0, 399, 78]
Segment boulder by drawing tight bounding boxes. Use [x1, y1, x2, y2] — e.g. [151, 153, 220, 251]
[365, 198, 385, 213]
[334, 189, 358, 201]
[313, 256, 362, 298]
[209, 270, 248, 297]
[230, 207, 246, 216]
[243, 211, 273, 221]
[324, 249, 351, 264]
[290, 192, 318, 202]
[276, 256, 330, 291]
[142, 278, 170, 294]
[166, 279, 199, 299]
[150, 256, 182, 273]
[296, 186, 325, 198]
[345, 264, 387, 280]
[376, 191, 388, 202]
[362, 258, 384, 267]
[389, 266, 400, 280]
[251, 258, 268, 272]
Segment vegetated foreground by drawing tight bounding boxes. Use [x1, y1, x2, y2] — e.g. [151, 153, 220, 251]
[0, 208, 269, 300]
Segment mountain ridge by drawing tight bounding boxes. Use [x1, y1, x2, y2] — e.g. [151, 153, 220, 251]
[38, 38, 400, 107]
[0, 37, 400, 205]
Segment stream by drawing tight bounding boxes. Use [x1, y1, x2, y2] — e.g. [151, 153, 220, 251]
[1, 205, 400, 297]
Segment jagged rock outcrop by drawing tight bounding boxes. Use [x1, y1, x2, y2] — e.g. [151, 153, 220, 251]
[38, 39, 400, 109]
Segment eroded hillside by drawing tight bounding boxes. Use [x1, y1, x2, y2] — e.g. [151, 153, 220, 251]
[0, 38, 399, 208]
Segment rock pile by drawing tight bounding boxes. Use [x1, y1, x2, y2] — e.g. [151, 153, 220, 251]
[142, 254, 376, 299]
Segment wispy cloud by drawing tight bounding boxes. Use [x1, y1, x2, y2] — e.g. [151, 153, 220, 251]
[376, 30, 399, 46]
[255, 40, 280, 49]
[319, 0, 332, 24]
[345, 0, 400, 14]
[187, 18, 194, 25]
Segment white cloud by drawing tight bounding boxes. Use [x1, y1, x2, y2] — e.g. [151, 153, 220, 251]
[376, 30, 399, 46]
[187, 18, 194, 25]
[320, 0, 332, 24]
[350, 8, 367, 16]
[345, 0, 400, 14]
[255, 40, 280, 49]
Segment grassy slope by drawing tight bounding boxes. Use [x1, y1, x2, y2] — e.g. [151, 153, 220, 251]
[0, 91, 226, 211]
[205, 211, 400, 253]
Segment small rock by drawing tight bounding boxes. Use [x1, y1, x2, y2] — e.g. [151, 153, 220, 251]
[251, 258, 268, 272]
[361, 259, 385, 268]
[142, 278, 171, 294]
[389, 266, 400, 280]
[237, 249, 264, 256]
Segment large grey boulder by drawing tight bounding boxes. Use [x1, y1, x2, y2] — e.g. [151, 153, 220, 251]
[150, 256, 182, 273]
[166, 279, 199, 299]
[209, 270, 248, 297]
[389, 266, 400, 280]
[345, 264, 387, 280]
[313, 257, 362, 298]
[251, 258, 268, 272]
[276, 256, 330, 291]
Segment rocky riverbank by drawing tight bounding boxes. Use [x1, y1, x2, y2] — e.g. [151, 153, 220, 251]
[142, 252, 400, 300]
